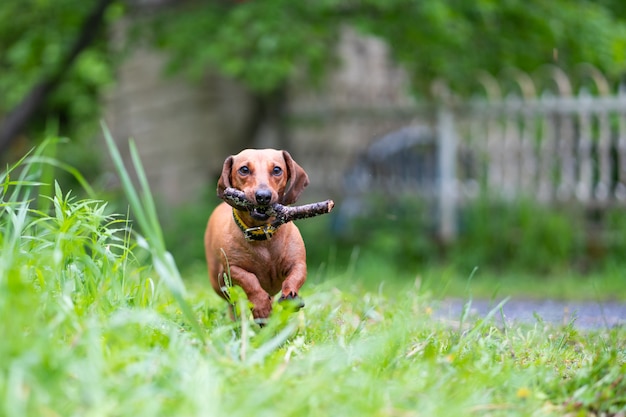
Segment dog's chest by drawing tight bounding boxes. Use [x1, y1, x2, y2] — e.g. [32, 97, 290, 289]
[241, 243, 286, 291]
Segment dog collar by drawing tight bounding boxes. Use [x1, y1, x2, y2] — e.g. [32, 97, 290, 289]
[232, 209, 278, 241]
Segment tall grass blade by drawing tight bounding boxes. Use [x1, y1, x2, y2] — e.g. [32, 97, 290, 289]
[459, 267, 480, 332]
[128, 140, 165, 251]
[2, 147, 37, 204]
[101, 122, 206, 344]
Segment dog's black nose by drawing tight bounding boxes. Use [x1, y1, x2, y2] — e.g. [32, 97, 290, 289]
[255, 189, 272, 205]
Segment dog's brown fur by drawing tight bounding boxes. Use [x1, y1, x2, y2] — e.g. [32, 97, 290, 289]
[204, 149, 310, 320]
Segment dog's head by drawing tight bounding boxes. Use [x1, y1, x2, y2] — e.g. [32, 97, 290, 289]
[217, 149, 309, 214]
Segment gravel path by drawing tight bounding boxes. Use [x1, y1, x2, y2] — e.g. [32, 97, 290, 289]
[435, 298, 626, 330]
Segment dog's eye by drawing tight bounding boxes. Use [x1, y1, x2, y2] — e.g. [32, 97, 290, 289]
[238, 166, 250, 175]
[272, 166, 283, 176]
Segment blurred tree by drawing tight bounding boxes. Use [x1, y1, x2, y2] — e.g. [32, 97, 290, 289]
[147, 0, 626, 97]
[144, 0, 626, 145]
[596, 0, 626, 20]
[355, 0, 626, 95]
[0, 0, 122, 156]
[1, 0, 626, 154]
[141, 0, 340, 148]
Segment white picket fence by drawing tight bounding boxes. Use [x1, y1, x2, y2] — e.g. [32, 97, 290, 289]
[436, 67, 626, 239]
[288, 66, 626, 240]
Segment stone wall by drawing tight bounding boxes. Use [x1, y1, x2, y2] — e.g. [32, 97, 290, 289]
[103, 45, 256, 205]
[101, 26, 418, 205]
[287, 27, 422, 199]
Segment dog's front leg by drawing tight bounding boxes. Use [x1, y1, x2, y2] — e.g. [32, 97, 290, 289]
[228, 265, 273, 320]
[279, 261, 307, 306]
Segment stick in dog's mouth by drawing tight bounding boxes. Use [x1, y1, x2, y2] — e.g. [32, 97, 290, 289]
[220, 187, 334, 226]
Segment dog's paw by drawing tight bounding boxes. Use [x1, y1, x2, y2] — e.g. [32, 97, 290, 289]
[251, 293, 273, 322]
[278, 292, 305, 310]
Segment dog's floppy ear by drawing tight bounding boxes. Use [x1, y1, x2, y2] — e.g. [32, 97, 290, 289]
[281, 150, 309, 205]
[217, 155, 234, 198]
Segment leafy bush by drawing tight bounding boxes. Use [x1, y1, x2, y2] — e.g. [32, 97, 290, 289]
[320, 193, 436, 269]
[603, 208, 626, 263]
[309, 194, 590, 275]
[452, 197, 587, 272]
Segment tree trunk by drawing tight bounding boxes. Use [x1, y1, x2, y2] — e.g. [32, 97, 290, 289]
[0, 0, 114, 155]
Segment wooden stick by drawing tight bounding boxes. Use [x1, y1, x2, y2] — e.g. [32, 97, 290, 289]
[220, 187, 334, 226]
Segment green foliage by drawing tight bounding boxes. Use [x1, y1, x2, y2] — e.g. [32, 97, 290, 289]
[352, 0, 626, 95]
[452, 198, 586, 272]
[307, 195, 588, 275]
[0, 0, 122, 141]
[326, 194, 436, 272]
[604, 208, 626, 263]
[144, 0, 626, 97]
[145, 1, 339, 93]
[550, 339, 626, 414]
[1, 141, 625, 416]
[102, 123, 205, 343]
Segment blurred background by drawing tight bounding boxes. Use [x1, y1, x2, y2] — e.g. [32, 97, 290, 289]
[2, 0, 626, 298]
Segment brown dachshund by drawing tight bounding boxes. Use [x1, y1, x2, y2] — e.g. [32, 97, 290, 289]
[204, 149, 310, 322]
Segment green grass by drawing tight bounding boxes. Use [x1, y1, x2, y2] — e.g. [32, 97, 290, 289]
[299, 247, 626, 303]
[408, 266, 626, 302]
[1, 137, 625, 416]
